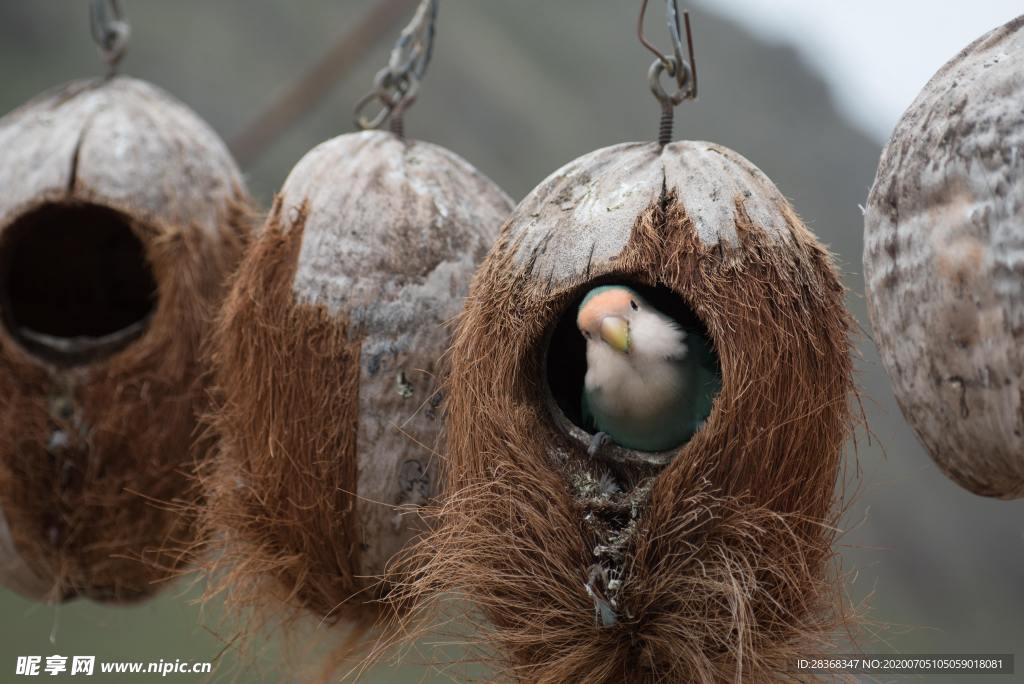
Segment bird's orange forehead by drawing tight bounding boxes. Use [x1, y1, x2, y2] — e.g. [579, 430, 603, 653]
[577, 288, 633, 331]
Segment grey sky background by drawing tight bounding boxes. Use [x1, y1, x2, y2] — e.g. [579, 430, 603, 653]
[703, 0, 1023, 141]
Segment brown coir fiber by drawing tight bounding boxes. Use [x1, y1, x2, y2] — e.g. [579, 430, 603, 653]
[195, 131, 512, 662]
[387, 141, 857, 682]
[0, 200, 248, 602]
[0, 76, 251, 603]
[197, 200, 370, 627]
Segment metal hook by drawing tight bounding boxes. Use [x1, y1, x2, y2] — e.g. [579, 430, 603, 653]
[353, 0, 438, 138]
[638, 0, 697, 96]
[638, 0, 698, 145]
[89, 0, 130, 76]
[388, 0, 437, 83]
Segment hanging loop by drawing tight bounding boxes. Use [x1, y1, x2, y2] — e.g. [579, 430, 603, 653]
[354, 0, 438, 137]
[638, 0, 697, 145]
[90, 0, 130, 76]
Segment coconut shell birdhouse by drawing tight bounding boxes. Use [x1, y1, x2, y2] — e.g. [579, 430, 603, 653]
[396, 136, 856, 681]
[0, 75, 250, 602]
[864, 16, 1024, 499]
[199, 127, 512, 629]
[390, 8, 857, 678]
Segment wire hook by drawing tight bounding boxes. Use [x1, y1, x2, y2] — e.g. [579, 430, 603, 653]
[89, 0, 130, 76]
[354, 0, 438, 138]
[638, 0, 697, 145]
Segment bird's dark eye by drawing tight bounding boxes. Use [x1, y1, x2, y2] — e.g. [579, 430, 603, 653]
[630, 299, 638, 311]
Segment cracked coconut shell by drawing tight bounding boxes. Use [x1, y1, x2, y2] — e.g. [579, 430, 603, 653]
[0, 76, 250, 602]
[864, 16, 1024, 499]
[394, 140, 857, 683]
[200, 130, 512, 629]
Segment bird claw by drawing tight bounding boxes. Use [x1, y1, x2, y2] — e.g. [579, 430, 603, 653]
[587, 431, 611, 457]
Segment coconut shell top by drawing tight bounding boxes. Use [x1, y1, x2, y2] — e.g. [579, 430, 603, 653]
[0, 77, 242, 238]
[395, 140, 856, 682]
[864, 16, 1024, 499]
[202, 130, 512, 625]
[0, 76, 249, 602]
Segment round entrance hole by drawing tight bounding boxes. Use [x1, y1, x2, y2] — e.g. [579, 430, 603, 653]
[0, 202, 157, 365]
[544, 281, 721, 461]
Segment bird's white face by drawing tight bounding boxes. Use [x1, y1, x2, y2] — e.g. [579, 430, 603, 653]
[576, 287, 687, 360]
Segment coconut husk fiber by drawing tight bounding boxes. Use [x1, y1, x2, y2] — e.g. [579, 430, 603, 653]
[0, 76, 251, 603]
[864, 16, 1024, 499]
[388, 141, 858, 682]
[198, 131, 512, 642]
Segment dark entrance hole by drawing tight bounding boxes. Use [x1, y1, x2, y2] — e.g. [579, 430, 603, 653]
[544, 280, 720, 456]
[0, 202, 157, 365]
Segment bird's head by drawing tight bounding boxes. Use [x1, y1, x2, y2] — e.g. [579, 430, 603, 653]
[576, 285, 686, 358]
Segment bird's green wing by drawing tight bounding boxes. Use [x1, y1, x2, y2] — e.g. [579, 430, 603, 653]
[580, 386, 596, 431]
[691, 338, 722, 427]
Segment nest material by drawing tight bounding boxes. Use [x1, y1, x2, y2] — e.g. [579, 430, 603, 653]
[864, 16, 1024, 499]
[199, 131, 512, 633]
[0, 77, 250, 602]
[390, 141, 857, 682]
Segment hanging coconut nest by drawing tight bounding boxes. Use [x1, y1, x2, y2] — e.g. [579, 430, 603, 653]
[864, 16, 1024, 499]
[199, 130, 512, 634]
[0, 76, 250, 602]
[391, 140, 857, 682]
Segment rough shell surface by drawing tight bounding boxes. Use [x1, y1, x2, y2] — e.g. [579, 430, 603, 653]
[286, 130, 511, 580]
[205, 128, 512, 628]
[0, 76, 242, 237]
[511, 140, 798, 284]
[0, 76, 247, 600]
[864, 16, 1024, 498]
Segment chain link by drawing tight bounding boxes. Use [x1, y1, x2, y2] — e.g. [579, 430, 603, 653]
[354, 0, 438, 136]
[638, 0, 698, 145]
[89, 0, 130, 75]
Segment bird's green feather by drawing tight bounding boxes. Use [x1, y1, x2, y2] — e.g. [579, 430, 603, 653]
[580, 388, 595, 430]
[578, 284, 639, 312]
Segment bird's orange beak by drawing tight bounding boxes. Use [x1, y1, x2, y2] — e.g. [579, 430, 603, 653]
[600, 316, 630, 353]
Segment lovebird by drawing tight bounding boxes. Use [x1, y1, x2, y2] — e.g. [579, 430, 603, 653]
[577, 285, 720, 453]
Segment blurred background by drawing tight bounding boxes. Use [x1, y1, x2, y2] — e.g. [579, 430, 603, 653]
[1, 1, 1022, 681]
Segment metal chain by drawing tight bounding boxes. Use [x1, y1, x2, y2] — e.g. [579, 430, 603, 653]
[638, 0, 698, 146]
[89, 0, 130, 76]
[353, 0, 438, 138]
